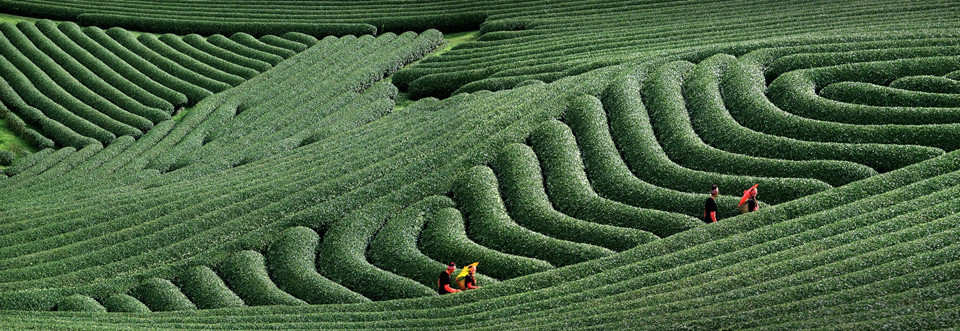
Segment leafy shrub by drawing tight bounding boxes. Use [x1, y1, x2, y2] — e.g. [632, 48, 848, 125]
[175, 265, 245, 309]
[130, 277, 197, 311]
[267, 226, 369, 304]
[420, 207, 554, 280]
[490, 143, 657, 251]
[452, 165, 613, 266]
[889, 75, 960, 94]
[56, 294, 106, 312]
[530, 119, 703, 235]
[219, 250, 306, 306]
[101, 294, 150, 313]
[0, 150, 13, 166]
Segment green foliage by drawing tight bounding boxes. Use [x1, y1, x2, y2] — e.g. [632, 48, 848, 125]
[129, 278, 197, 312]
[175, 265, 244, 309]
[55, 294, 106, 312]
[0, 150, 13, 166]
[267, 226, 369, 304]
[219, 250, 307, 306]
[100, 294, 150, 313]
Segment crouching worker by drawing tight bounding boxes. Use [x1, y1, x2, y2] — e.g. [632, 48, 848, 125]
[704, 184, 719, 223]
[738, 184, 760, 214]
[457, 262, 480, 290]
[438, 262, 461, 295]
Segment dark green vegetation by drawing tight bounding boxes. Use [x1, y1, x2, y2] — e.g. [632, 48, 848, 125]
[0, 1, 959, 329]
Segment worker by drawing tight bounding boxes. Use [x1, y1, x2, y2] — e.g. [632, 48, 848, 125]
[438, 262, 461, 295]
[738, 184, 759, 214]
[456, 262, 480, 290]
[703, 184, 719, 223]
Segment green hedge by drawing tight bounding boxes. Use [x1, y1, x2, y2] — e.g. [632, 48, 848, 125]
[316, 202, 436, 301]
[175, 265, 245, 309]
[530, 119, 703, 235]
[452, 165, 613, 266]
[490, 143, 657, 251]
[139, 34, 245, 86]
[647, 60, 874, 187]
[420, 207, 554, 280]
[219, 250, 307, 306]
[55, 294, 105, 312]
[260, 35, 308, 53]
[208, 34, 284, 66]
[281, 32, 319, 47]
[60, 23, 186, 107]
[890, 75, 960, 94]
[129, 277, 197, 312]
[266, 226, 369, 304]
[77, 13, 377, 37]
[182, 34, 272, 73]
[230, 33, 296, 59]
[100, 294, 150, 313]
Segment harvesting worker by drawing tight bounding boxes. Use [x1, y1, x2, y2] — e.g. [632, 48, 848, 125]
[738, 184, 760, 214]
[704, 184, 719, 223]
[438, 262, 461, 295]
[457, 262, 480, 290]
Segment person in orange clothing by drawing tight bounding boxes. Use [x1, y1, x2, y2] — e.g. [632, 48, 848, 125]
[457, 262, 480, 290]
[738, 184, 760, 214]
[438, 262, 461, 295]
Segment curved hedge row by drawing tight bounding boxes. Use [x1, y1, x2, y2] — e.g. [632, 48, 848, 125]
[452, 165, 614, 266]
[648, 60, 874, 187]
[219, 250, 306, 306]
[175, 265, 244, 310]
[129, 277, 196, 312]
[267, 226, 369, 304]
[420, 207, 554, 280]
[889, 75, 960, 94]
[100, 294, 150, 313]
[490, 143, 657, 251]
[55, 294, 105, 312]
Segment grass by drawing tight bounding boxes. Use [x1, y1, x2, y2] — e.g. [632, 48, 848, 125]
[0, 117, 38, 166]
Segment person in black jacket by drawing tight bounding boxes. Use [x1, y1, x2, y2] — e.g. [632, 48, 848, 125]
[437, 262, 461, 295]
[704, 184, 719, 223]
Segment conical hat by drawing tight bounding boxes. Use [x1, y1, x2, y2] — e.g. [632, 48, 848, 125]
[739, 184, 759, 207]
[456, 262, 479, 281]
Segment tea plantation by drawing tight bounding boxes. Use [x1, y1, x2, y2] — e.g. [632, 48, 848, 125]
[0, 1, 959, 329]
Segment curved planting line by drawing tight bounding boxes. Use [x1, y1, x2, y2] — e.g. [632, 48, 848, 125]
[158, 33, 260, 81]
[315, 202, 436, 301]
[101, 293, 150, 313]
[490, 143, 657, 251]
[281, 32, 319, 47]
[730, 53, 960, 151]
[60, 22, 187, 108]
[230, 33, 297, 59]
[267, 226, 369, 304]
[646, 60, 871, 187]
[139, 34, 245, 87]
[23, 21, 168, 127]
[84, 26, 210, 104]
[691, 53, 944, 173]
[219, 250, 306, 306]
[768, 56, 960, 124]
[889, 75, 960, 94]
[55, 294, 105, 312]
[820, 81, 960, 108]
[182, 34, 272, 73]
[208, 34, 283, 66]
[107, 28, 229, 95]
[452, 165, 613, 266]
[2, 23, 147, 138]
[38, 20, 174, 114]
[420, 207, 553, 280]
[529, 118, 702, 235]
[175, 265, 244, 309]
[369, 196, 498, 288]
[602, 69, 822, 205]
[130, 277, 197, 312]
[260, 35, 308, 53]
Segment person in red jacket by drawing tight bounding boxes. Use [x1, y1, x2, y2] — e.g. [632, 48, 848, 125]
[438, 262, 461, 295]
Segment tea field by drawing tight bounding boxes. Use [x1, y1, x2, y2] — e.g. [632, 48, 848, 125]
[0, 0, 959, 329]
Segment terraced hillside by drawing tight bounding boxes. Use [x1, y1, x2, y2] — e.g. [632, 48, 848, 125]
[1, 1, 960, 329]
